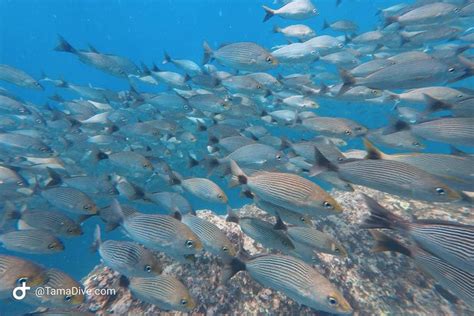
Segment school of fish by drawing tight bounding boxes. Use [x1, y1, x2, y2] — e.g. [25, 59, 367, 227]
[0, 0, 473, 314]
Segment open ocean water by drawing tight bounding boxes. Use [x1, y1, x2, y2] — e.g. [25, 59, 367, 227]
[0, 0, 473, 315]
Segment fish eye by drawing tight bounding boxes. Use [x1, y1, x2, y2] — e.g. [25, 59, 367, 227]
[64, 295, 72, 302]
[435, 187, 446, 195]
[299, 216, 306, 222]
[354, 127, 362, 131]
[256, 84, 262, 89]
[266, 56, 273, 63]
[334, 246, 340, 253]
[327, 296, 339, 306]
[454, 7, 460, 13]
[83, 204, 91, 210]
[323, 201, 334, 209]
[275, 153, 282, 160]
[337, 157, 344, 162]
[19, 108, 26, 113]
[17, 277, 28, 284]
[371, 90, 378, 95]
[222, 246, 229, 252]
[448, 67, 455, 73]
[338, 43, 344, 48]
[39, 147, 49, 152]
[144, 265, 152, 273]
[16, 180, 24, 186]
[185, 240, 194, 248]
[48, 242, 58, 249]
[412, 141, 420, 147]
[180, 298, 188, 305]
[35, 119, 42, 124]
[344, 130, 352, 135]
[217, 193, 224, 200]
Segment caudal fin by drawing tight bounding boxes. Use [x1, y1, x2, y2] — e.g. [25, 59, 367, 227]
[54, 35, 77, 54]
[221, 257, 246, 284]
[226, 205, 240, 224]
[360, 194, 407, 230]
[162, 51, 172, 64]
[309, 147, 339, 177]
[202, 41, 214, 65]
[369, 230, 412, 257]
[337, 69, 356, 95]
[262, 6, 275, 22]
[229, 160, 247, 187]
[322, 19, 330, 30]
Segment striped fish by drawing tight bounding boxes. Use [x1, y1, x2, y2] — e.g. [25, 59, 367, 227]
[362, 195, 474, 273]
[226, 207, 295, 252]
[311, 148, 463, 203]
[302, 116, 367, 138]
[203, 41, 278, 72]
[0, 255, 47, 299]
[386, 117, 474, 147]
[0, 229, 64, 254]
[255, 198, 313, 227]
[274, 217, 348, 259]
[12, 209, 83, 237]
[92, 225, 162, 277]
[110, 200, 203, 261]
[179, 177, 228, 204]
[181, 214, 236, 259]
[364, 139, 474, 191]
[224, 254, 352, 314]
[371, 231, 474, 308]
[230, 160, 342, 216]
[124, 275, 196, 311]
[41, 187, 97, 215]
[25, 268, 84, 308]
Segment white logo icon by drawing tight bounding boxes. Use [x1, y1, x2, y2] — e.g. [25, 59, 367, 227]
[12, 281, 30, 301]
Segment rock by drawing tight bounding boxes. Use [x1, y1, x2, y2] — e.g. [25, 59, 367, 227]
[75, 186, 472, 315]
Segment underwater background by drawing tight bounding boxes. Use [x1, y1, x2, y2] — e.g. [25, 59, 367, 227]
[0, 0, 473, 315]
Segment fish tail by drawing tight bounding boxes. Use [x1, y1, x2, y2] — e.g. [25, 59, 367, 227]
[90, 224, 102, 253]
[229, 160, 247, 187]
[162, 51, 171, 64]
[279, 136, 292, 151]
[382, 119, 411, 135]
[109, 199, 125, 227]
[262, 6, 274, 22]
[338, 68, 356, 95]
[225, 205, 240, 224]
[361, 194, 408, 230]
[202, 41, 214, 65]
[221, 257, 246, 284]
[187, 153, 200, 169]
[423, 94, 452, 113]
[336, 0, 342, 7]
[399, 34, 410, 47]
[45, 167, 63, 187]
[322, 19, 330, 30]
[54, 35, 77, 54]
[272, 25, 280, 33]
[363, 139, 386, 160]
[118, 275, 130, 288]
[167, 170, 183, 186]
[369, 230, 412, 257]
[383, 16, 399, 29]
[202, 156, 220, 174]
[0, 201, 21, 229]
[309, 147, 339, 177]
[91, 148, 109, 163]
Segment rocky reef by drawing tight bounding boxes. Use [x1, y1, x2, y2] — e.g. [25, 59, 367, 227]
[68, 187, 471, 315]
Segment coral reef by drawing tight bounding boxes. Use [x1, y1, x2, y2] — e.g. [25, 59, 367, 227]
[76, 187, 472, 315]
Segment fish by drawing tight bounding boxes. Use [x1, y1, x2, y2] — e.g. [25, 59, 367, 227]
[274, 216, 348, 260]
[146, 191, 194, 214]
[0, 229, 65, 254]
[370, 231, 474, 308]
[169, 172, 228, 204]
[41, 187, 98, 215]
[272, 42, 319, 64]
[302, 116, 367, 138]
[362, 194, 474, 273]
[0, 254, 47, 299]
[0, 64, 43, 90]
[0, 165, 28, 188]
[363, 139, 474, 191]
[181, 213, 236, 259]
[384, 2, 461, 27]
[0, 94, 32, 115]
[203, 42, 278, 71]
[367, 128, 425, 151]
[273, 24, 316, 40]
[121, 275, 196, 311]
[254, 198, 313, 227]
[92, 225, 162, 277]
[322, 19, 358, 33]
[262, 0, 318, 22]
[110, 199, 203, 261]
[162, 52, 202, 76]
[230, 160, 342, 216]
[384, 118, 474, 147]
[227, 206, 295, 252]
[186, 93, 231, 113]
[94, 150, 154, 175]
[3, 207, 83, 237]
[311, 148, 463, 203]
[25, 268, 85, 308]
[223, 253, 352, 314]
[0, 132, 53, 157]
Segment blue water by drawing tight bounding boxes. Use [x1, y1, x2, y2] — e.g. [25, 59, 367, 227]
[0, 0, 472, 315]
